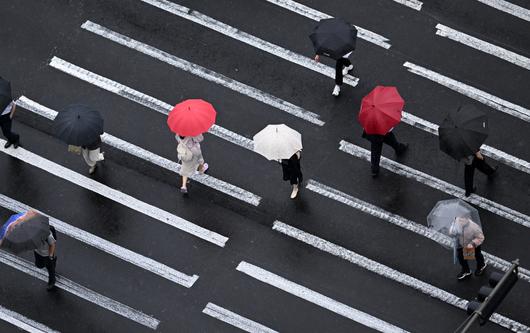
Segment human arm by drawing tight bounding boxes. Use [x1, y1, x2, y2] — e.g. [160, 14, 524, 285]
[9, 102, 16, 119]
[475, 151, 484, 160]
[48, 242, 56, 258]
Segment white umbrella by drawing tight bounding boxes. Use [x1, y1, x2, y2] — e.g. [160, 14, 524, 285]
[253, 124, 302, 160]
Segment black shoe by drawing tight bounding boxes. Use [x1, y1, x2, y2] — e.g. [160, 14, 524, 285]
[4, 141, 12, 149]
[13, 141, 19, 149]
[47, 278, 56, 291]
[488, 167, 498, 180]
[465, 186, 477, 197]
[396, 143, 409, 156]
[457, 270, 472, 280]
[475, 263, 487, 276]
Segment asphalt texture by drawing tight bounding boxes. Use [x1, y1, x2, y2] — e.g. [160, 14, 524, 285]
[1, 0, 529, 332]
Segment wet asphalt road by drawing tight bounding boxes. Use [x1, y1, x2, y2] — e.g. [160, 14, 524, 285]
[1, 0, 529, 332]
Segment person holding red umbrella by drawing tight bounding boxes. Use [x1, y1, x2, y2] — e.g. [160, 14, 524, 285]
[167, 99, 216, 195]
[359, 86, 408, 177]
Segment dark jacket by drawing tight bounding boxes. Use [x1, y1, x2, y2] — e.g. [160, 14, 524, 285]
[281, 153, 302, 184]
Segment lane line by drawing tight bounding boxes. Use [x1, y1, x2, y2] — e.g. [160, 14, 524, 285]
[236, 261, 409, 333]
[0, 305, 59, 333]
[81, 21, 324, 126]
[48, 57, 256, 152]
[261, 0, 391, 49]
[339, 140, 530, 229]
[0, 194, 198, 288]
[404, 61, 530, 123]
[0, 137, 228, 247]
[139, 0, 359, 86]
[272, 221, 530, 332]
[390, 0, 423, 10]
[0, 250, 159, 330]
[401, 112, 530, 175]
[202, 303, 279, 333]
[435, 24, 530, 70]
[476, 0, 530, 22]
[305, 179, 530, 283]
[17, 95, 260, 207]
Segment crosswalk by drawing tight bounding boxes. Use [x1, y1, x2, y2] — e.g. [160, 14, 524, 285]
[2, 0, 529, 331]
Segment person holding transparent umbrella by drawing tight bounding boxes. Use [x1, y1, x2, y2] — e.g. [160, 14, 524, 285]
[254, 124, 303, 199]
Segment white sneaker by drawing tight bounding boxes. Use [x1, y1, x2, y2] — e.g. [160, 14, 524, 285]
[290, 186, 299, 199]
[332, 85, 340, 96]
[342, 65, 353, 76]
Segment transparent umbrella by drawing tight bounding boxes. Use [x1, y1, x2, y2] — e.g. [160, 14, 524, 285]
[427, 199, 481, 237]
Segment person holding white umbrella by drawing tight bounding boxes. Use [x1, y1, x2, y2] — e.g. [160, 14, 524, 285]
[254, 124, 303, 199]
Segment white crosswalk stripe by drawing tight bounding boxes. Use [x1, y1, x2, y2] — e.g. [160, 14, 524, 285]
[0, 250, 160, 330]
[0, 305, 59, 333]
[339, 140, 530, 229]
[404, 61, 530, 123]
[16, 96, 261, 207]
[305, 179, 530, 284]
[476, 0, 530, 22]
[272, 221, 530, 333]
[435, 24, 530, 70]
[202, 303, 279, 333]
[0, 194, 199, 288]
[139, 0, 359, 86]
[81, 21, 324, 126]
[236, 261, 410, 333]
[390, 0, 423, 10]
[0, 138, 229, 247]
[261, 0, 392, 49]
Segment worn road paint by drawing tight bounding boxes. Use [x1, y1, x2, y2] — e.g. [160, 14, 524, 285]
[202, 303, 279, 333]
[0, 305, 59, 333]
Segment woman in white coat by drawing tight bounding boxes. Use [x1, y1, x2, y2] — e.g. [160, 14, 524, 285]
[176, 134, 208, 194]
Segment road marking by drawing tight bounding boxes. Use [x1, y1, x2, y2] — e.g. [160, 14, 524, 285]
[16, 96, 261, 207]
[0, 138, 228, 247]
[81, 21, 324, 126]
[390, 0, 423, 10]
[404, 61, 530, 123]
[261, 0, 391, 49]
[0, 250, 160, 330]
[272, 221, 530, 333]
[435, 24, 530, 70]
[339, 140, 530, 229]
[305, 179, 530, 283]
[0, 305, 59, 333]
[236, 261, 410, 333]
[0, 194, 198, 288]
[48, 57, 256, 152]
[202, 303, 279, 333]
[476, 0, 530, 22]
[401, 112, 530, 175]
[139, 0, 359, 86]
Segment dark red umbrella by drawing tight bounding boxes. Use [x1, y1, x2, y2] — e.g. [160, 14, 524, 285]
[167, 99, 216, 136]
[358, 86, 404, 135]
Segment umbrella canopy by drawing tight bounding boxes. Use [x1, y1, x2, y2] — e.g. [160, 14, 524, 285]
[427, 199, 481, 237]
[54, 104, 104, 146]
[358, 86, 404, 135]
[167, 99, 217, 137]
[0, 214, 50, 254]
[253, 124, 302, 160]
[0, 77, 13, 111]
[439, 104, 489, 161]
[309, 18, 357, 60]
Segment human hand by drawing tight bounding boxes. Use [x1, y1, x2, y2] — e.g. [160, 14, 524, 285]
[314, 54, 320, 62]
[475, 151, 484, 160]
[466, 243, 474, 249]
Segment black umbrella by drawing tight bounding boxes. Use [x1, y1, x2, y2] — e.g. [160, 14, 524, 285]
[0, 77, 13, 111]
[54, 104, 104, 146]
[439, 104, 489, 161]
[309, 18, 357, 60]
[0, 215, 50, 254]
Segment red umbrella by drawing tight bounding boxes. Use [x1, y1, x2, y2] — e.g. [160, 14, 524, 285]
[167, 99, 217, 136]
[358, 86, 404, 135]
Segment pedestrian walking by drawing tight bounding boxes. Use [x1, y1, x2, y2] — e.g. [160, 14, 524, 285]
[449, 217, 487, 280]
[462, 150, 497, 197]
[281, 151, 303, 199]
[310, 18, 357, 96]
[82, 135, 105, 175]
[0, 77, 20, 148]
[253, 124, 303, 199]
[358, 86, 407, 177]
[176, 134, 208, 195]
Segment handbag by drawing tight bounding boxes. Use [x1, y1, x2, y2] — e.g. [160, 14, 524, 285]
[463, 247, 476, 260]
[68, 145, 82, 155]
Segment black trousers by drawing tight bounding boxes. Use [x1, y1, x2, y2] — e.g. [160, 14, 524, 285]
[464, 156, 495, 193]
[457, 246, 485, 272]
[367, 132, 405, 174]
[335, 58, 352, 85]
[34, 252, 56, 284]
[0, 114, 19, 144]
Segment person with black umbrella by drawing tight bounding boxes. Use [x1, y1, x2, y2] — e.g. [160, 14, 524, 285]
[310, 18, 357, 97]
[0, 77, 20, 149]
[463, 150, 497, 196]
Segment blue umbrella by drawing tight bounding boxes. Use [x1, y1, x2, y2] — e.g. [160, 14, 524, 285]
[0, 213, 24, 239]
